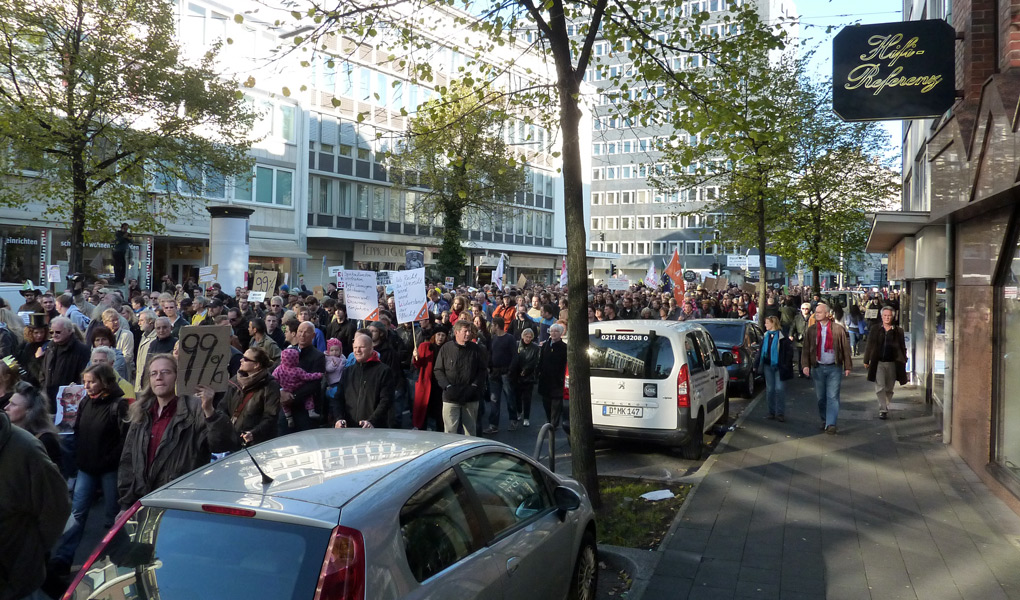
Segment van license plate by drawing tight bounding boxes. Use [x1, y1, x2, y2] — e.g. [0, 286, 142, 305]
[603, 406, 643, 418]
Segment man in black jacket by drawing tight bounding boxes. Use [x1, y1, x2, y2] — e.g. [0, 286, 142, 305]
[41, 316, 91, 415]
[434, 320, 487, 435]
[334, 333, 394, 428]
[537, 323, 568, 428]
[279, 321, 325, 435]
[327, 305, 357, 353]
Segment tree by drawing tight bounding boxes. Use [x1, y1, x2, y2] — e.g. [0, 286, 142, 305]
[0, 0, 257, 276]
[280, 0, 785, 508]
[652, 50, 803, 326]
[387, 81, 526, 279]
[786, 78, 899, 294]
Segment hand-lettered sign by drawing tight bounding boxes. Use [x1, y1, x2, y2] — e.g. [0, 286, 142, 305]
[251, 270, 278, 296]
[176, 325, 232, 395]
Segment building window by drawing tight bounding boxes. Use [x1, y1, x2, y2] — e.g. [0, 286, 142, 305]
[356, 183, 370, 218]
[997, 219, 1020, 484]
[637, 190, 649, 203]
[606, 192, 618, 205]
[637, 216, 649, 229]
[621, 191, 633, 204]
[605, 217, 618, 230]
[592, 192, 602, 205]
[254, 166, 293, 206]
[621, 217, 633, 229]
[591, 217, 603, 230]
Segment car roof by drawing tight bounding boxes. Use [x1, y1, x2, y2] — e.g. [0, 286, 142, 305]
[151, 430, 481, 510]
[589, 319, 707, 334]
[687, 318, 755, 327]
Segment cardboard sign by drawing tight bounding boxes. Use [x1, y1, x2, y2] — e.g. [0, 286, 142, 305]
[247, 291, 266, 303]
[54, 384, 86, 434]
[176, 325, 232, 395]
[313, 285, 325, 300]
[199, 265, 218, 284]
[47, 264, 62, 284]
[516, 274, 527, 288]
[328, 265, 345, 277]
[343, 270, 379, 321]
[392, 267, 428, 324]
[741, 282, 756, 295]
[251, 270, 278, 296]
[702, 276, 716, 291]
[607, 277, 630, 291]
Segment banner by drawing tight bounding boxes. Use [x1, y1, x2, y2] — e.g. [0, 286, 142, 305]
[343, 270, 379, 321]
[251, 270, 277, 296]
[645, 263, 658, 288]
[493, 254, 506, 291]
[664, 249, 685, 303]
[392, 267, 428, 323]
[559, 258, 568, 287]
[176, 325, 232, 395]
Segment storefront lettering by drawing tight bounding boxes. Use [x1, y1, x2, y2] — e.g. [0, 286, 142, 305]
[845, 34, 942, 96]
[3, 237, 38, 245]
[859, 33, 921, 66]
[59, 240, 140, 251]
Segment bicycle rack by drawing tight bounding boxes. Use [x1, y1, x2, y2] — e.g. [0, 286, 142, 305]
[533, 422, 556, 473]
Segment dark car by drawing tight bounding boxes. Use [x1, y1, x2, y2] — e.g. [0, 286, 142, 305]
[688, 319, 763, 397]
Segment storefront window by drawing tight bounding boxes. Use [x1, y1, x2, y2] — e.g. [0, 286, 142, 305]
[932, 282, 946, 406]
[0, 229, 42, 283]
[49, 229, 149, 286]
[997, 228, 1020, 481]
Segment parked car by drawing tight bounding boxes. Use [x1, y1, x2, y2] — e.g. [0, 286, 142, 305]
[688, 319, 764, 398]
[586, 320, 733, 459]
[63, 430, 597, 600]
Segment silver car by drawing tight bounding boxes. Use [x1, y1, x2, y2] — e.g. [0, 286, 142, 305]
[64, 429, 597, 600]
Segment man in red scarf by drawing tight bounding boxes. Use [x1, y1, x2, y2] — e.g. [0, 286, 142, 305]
[801, 303, 853, 434]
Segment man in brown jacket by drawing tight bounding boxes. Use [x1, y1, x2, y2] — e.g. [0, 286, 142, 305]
[802, 303, 853, 434]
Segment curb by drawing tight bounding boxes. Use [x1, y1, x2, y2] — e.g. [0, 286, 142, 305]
[599, 544, 661, 599]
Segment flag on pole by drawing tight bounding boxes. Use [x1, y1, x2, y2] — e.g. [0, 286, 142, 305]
[559, 257, 568, 288]
[645, 263, 658, 288]
[493, 253, 506, 291]
[664, 249, 685, 304]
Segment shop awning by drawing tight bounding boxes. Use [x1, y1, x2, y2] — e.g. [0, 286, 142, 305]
[249, 238, 311, 259]
[866, 211, 931, 253]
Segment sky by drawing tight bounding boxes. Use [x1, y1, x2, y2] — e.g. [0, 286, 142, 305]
[790, 0, 906, 160]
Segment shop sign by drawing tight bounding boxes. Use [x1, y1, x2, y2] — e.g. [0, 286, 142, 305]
[726, 255, 747, 269]
[3, 237, 38, 245]
[354, 242, 433, 264]
[833, 19, 956, 121]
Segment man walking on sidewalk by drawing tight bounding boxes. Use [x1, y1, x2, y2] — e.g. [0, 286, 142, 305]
[802, 303, 853, 434]
[862, 306, 908, 420]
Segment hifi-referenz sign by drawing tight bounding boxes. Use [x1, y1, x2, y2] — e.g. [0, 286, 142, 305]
[833, 19, 956, 121]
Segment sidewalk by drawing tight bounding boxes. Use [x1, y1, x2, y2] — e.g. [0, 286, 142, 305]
[637, 366, 1020, 600]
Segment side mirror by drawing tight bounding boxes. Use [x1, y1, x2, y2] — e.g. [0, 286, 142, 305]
[718, 352, 735, 367]
[554, 486, 582, 518]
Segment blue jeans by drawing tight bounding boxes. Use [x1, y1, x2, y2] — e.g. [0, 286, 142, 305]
[488, 373, 513, 427]
[849, 330, 860, 354]
[763, 364, 784, 416]
[812, 364, 843, 427]
[53, 469, 119, 565]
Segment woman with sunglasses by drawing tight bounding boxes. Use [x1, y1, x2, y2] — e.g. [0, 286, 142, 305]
[198, 347, 280, 453]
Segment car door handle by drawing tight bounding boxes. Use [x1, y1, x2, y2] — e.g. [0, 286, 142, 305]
[506, 556, 520, 576]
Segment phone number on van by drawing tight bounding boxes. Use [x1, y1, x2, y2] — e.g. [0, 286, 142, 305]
[599, 334, 648, 341]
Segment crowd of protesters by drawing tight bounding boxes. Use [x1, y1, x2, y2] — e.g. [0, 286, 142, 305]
[0, 269, 903, 599]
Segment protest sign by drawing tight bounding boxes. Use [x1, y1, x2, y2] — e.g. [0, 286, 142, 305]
[251, 270, 278, 296]
[54, 384, 86, 434]
[343, 270, 379, 321]
[336, 270, 345, 289]
[328, 265, 344, 277]
[741, 282, 756, 295]
[405, 250, 425, 270]
[176, 325, 232, 395]
[47, 265, 61, 284]
[376, 270, 394, 286]
[607, 277, 630, 291]
[313, 285, 325, 300]
[392, 268, 428, 324]
[247, 291, 266, 303]
[198, 265, 218, 284]
[516, 274, 527, 288]
[445, 276, 455, 287]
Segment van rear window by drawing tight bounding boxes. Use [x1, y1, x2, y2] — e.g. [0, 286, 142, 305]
[588, 334, 674, 379]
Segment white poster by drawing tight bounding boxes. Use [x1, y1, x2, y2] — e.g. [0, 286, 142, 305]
[607, 277, 630, 291]
[343, 270, 379, 321]
[47, 264, 61, 283]
[391, 267, 428, 324]
[328, 265, 345, 277]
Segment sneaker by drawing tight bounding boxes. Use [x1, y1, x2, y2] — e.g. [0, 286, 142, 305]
[523, 419, 530, 427]
[483, 425, 498, 434]
[776, 415, 785, 422]
[879, 410, 888, 420]
[826, 425, 838, 435]
[308, 408, 321, 419]
[286, 416, 295, 428]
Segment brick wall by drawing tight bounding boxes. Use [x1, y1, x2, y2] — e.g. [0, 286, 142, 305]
[1000, 0, 1020, 70]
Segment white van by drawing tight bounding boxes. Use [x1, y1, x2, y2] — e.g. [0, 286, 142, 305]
[587, 320, 733, 459]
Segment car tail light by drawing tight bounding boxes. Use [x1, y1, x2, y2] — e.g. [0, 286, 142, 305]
[62, 501, 142, 600]
[563, 365, 569, 400]
[731, 346, 742, 364]
[202, 504, 256, 518]
[677, 363, 690, 408]
[314, 525, 365, 600]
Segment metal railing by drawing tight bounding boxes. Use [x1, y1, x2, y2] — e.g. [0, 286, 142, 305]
[532, 422, 557, 473]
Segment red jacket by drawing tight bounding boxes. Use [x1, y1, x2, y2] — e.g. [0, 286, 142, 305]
[412, 341, 439, 429]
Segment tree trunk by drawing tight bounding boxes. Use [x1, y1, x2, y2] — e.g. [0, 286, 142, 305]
[70, 155, 88, 277]
[550, 27, 600, 510]
[756, 188, 767, 328]
[438, 198, 464, 278]
[811, 201, 822, 295]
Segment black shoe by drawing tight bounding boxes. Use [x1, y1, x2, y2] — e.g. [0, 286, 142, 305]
[879, 411, 888, 420]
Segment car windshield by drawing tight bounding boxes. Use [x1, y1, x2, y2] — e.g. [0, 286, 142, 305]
[587, 333, 674, 379]
[67, 506, 331, 600]
[697, 322, 745, 348]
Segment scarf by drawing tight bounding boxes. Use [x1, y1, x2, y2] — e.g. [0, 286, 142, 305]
[763, 330, 781, 366]
[816, 320, 833, 360]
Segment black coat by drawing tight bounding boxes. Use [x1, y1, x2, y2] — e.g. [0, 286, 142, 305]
[73, 388, 128, 475]
[510, 341, 541, 385]
[863, 326, 909, 385]
[434, 341, 487, 404]
[537, 339, 568, 397]
[41, 338, 91, 414]
[291, 344, 326, 414]
[341, 359, 395, 427]
[206, 369, 280, 452]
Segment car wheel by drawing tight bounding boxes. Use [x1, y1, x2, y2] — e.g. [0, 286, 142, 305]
[568, 531, 598, 600]
[742, 370, 755, 398]
[680, 412, 704, 460]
